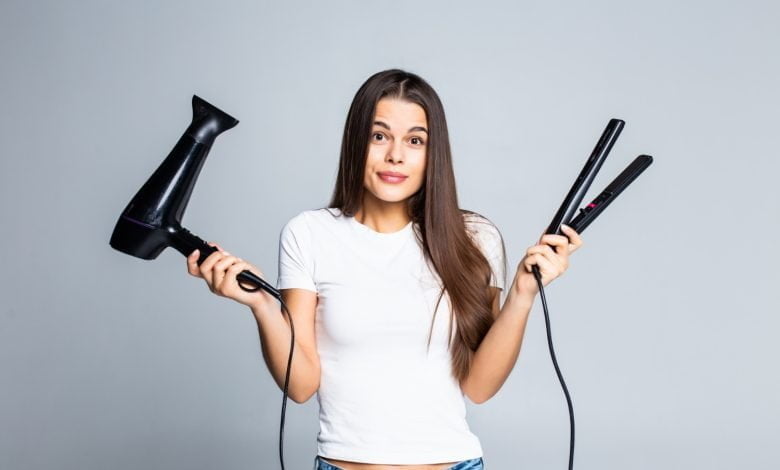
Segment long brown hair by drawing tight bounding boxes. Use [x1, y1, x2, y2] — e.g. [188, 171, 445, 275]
[325, 68, 507, 384]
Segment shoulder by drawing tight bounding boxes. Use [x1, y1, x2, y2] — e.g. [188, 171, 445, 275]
[283, 207, 328, 225]
[281, 210, 307, 232]
[282, 207, 342, 235]
[461, 210, 502, 242]
[281, 209, 315, 238]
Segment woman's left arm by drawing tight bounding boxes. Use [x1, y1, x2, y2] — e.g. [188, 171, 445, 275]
[460, 224, 584, 404]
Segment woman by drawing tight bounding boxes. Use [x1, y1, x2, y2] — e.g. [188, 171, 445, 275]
[186, 69, 583, 470]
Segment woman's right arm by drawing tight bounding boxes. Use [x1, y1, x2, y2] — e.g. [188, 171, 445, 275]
[251, 287, 320, 404]
[187, 243, 321, 404]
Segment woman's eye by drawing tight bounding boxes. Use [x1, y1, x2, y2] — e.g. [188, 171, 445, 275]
[372, 132, 385, 141]
[411, 137, 425, 145]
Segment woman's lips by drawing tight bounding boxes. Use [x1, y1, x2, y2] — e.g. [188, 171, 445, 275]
[377, 172, 408, 184]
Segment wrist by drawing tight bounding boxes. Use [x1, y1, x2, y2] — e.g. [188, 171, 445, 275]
[508, 288, 535, 310]
[249, 295, 276, 318]
[509, 274, 537, 308]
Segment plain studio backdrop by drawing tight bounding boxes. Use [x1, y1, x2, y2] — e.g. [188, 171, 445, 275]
[1, 1, 778, 469]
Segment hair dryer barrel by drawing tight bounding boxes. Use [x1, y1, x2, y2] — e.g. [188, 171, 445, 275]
[109, 95, 238, 260]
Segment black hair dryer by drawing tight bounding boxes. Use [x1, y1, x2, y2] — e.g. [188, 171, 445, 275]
[109, 95, 281, 301]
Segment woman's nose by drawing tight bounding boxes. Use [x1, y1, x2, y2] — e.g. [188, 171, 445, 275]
[386, 142, 404, 163]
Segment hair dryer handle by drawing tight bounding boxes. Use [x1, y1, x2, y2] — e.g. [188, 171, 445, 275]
[171, 227, 282, 301]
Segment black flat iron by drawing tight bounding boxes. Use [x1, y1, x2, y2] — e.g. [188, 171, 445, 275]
[541, 118, 653, 240]
[531, 118, 653, 470]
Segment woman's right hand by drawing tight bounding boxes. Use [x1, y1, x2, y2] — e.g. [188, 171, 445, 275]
[187, 242, 273, 310]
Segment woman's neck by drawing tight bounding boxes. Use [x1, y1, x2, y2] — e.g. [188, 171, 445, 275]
[353, 197, 411, 234]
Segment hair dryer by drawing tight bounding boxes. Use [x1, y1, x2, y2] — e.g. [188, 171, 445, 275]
[109, 95, 280, 300]
[109, 95, 295, 470]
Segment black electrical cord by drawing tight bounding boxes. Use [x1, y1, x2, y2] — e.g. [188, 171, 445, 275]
[238, 282, 294, 470]
[277, 299, 294, 470]
[532, 264, 575, 470]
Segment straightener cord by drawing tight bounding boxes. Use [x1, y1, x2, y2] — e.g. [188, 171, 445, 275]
[532, 264, 575, 470]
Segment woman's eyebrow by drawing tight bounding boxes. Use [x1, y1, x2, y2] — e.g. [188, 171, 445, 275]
[374, 120, 428, 134]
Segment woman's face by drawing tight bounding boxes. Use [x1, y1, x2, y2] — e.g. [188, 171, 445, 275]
[362, 97, 428, 207]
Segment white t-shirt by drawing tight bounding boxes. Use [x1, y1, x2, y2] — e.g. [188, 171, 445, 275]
[275, 207, 506, 464]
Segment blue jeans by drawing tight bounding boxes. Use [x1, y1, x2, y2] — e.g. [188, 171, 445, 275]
[314, 455, 484, 470]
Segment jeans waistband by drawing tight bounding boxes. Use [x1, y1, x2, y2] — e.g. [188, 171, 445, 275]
[313, 456, 484, 470]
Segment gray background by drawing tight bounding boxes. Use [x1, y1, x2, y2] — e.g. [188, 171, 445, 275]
[1, 0, 777, 469]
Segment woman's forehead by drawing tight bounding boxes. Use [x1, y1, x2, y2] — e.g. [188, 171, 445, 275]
[374, 98, 427, 127]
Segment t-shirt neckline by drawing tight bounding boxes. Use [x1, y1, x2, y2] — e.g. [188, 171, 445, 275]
[348, 214, 414, 239]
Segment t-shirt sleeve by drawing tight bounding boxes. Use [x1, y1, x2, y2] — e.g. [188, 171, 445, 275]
[276, 212, 317, 293]
[467, 216, 507, 291]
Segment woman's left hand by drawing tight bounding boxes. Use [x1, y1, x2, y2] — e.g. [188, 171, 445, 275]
[512, 224, 584, 301]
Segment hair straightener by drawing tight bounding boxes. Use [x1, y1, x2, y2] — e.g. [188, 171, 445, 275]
[530, 118, 653, 470]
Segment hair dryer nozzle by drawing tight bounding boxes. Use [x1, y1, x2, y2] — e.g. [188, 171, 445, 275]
[186, 95, 239, 146]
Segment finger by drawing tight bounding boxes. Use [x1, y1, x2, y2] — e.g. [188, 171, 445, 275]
[523, 252, 543, 272]
[214, 254, 238, 273]
[529, 243, 566, 267]
[527, 243, 557, 258]
[539, 233, 569, 245]
[220, 259, 254, 295]
[201, 250, 228, 286]
[560, 224, 582, 244]
[228, 260, 260, 291]
[537, 255, 559, 284]
[201, 247, 230, 276]
[539, 244, 567, 273]
[227, 260, 250, 281]
[200, 242, 226, 268]
[560, 224, 584, 251]
[536, 239, 569, 268]
[227, 259, 248, 274]
[528, 244, 565, 272]
[187, 249, 201, 276]
[213, 255, 239, 292]
[207, 241, 224, 251]
[524, 253, 554, 275]
[539, 234, 569, 254]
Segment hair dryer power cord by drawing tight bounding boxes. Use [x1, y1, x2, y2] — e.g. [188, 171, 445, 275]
[239, 279, 295, 470]
[276, 299, 294, 470]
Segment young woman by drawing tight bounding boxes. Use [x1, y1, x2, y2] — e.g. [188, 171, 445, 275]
[186, 69, 583, 470]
